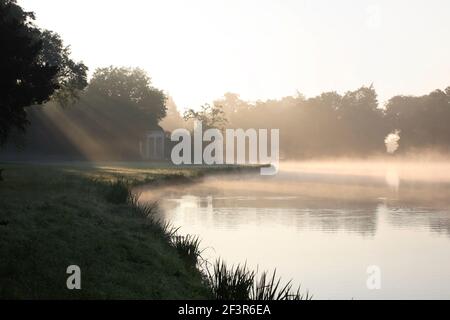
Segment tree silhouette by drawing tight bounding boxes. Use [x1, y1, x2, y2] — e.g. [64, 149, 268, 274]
[88, 66, 167, 126]
[385, 88, 450, 151]
[0, 0, 87, 146]
[183, 103, 228, 130]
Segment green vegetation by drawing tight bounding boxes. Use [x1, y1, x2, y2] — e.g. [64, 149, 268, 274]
[171, 235, 203, 270]
[0, 163, 215, 299]
[0, 0, 87, 147]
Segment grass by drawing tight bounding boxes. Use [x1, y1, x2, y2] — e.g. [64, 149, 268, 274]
[103, 178, 134, 204]
[205, 260, 312, 301]
[251, 270, 312, 300]
[0, 163, 218, 299]
[171, 235, 203, 270]
[206, 260, 255, 300]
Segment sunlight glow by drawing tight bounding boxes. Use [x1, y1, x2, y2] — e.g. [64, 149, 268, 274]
[19, 0, 450, 110]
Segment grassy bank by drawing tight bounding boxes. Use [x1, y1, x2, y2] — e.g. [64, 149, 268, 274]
[0, 162, 244, 299]
[0, 162, 309, 300]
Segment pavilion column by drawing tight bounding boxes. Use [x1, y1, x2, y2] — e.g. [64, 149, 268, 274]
[147, 136, 151, 159]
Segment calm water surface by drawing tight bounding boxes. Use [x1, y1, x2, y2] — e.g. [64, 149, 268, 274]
[139, 162, 450, 299]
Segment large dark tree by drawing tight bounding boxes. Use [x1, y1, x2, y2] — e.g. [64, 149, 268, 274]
[0, 0, 87, 146]
[0, 66, 168, 161]
[88, 66, 166, 126]
[337, 85, 386, 154]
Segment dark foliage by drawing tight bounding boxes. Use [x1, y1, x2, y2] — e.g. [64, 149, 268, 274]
[0, 0, 87, 146]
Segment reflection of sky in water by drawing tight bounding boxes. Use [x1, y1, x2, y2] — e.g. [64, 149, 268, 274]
[138, 164, 450, 299]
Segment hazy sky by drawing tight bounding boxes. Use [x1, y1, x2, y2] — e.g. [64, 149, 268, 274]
[19, 0, 450, 110]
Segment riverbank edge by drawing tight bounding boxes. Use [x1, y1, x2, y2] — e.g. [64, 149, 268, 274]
[0, 162, 265, 299]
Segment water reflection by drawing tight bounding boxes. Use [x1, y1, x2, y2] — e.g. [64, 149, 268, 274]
[137, 162, 450, 299]
[386, 206, 450, 236]
[161, 195, 450, 237]
[164, 195, 380, 236]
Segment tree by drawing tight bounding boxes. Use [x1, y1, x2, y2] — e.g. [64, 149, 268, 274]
[87, 67, 167, 126]
[385, 88, 450, 150]
[160, 96, 185, 131]
[0, 0, 87, 146]
[183, 103, 228, 130]
[40, 30, 88, 107]
[337, 85, 386, 154]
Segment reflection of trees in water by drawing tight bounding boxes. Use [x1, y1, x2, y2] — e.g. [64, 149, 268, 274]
[210, 187, 381, 236]
[154, 178, 450, 239]
[165, 190, 380, 237]
[303, 208, 378, 237]
[429, 220, 450, 237]
[386, 206, 450, 237]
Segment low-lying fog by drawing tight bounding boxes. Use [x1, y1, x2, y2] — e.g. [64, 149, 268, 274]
[140, 158, 450, 206]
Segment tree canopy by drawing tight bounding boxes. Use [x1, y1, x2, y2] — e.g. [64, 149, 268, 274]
[163, 85, 449, 158]
[0, 0, 87, 146]
[183, 103, 227, 130]
[88, 67, 167, 126]
[0, 66, 168, 160]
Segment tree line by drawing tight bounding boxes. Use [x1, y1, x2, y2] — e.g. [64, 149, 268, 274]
[171, 86, 450, 158]
[1, 0, 450, 161]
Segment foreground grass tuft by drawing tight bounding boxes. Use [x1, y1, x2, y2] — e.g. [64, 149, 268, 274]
[252, 270, 312, 300]
[207, 260, 255, 300]
[206, 260, 312, 300]
[171, 235, 203, 270]
[103, 178, 133, 204]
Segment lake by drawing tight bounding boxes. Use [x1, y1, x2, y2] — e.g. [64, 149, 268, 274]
[138, 161, 450, 300]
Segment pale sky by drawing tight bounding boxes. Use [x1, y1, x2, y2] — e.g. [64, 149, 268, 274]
[19, 0, 450, 110]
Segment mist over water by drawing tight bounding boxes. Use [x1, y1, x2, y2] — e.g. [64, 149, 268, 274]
[138, 159, 450, 299]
